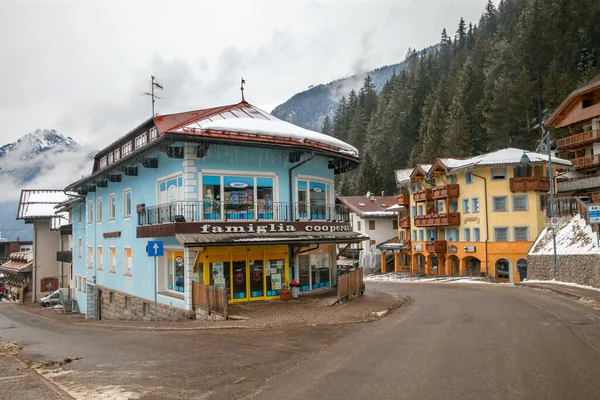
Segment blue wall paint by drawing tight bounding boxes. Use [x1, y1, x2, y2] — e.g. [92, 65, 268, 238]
[74, 144, 337, 309]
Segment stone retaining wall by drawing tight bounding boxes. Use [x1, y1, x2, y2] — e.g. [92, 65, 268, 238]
[527, 254, 600, 288]
[97, 286, 195, 322]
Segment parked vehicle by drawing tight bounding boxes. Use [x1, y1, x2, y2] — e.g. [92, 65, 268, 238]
[39, 289, 61, 307]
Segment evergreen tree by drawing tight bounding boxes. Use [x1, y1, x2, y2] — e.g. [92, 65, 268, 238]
[322, 115, 332, 136]
[456, 17, 467, 50]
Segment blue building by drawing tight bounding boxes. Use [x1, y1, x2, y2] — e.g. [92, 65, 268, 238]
[65, 101, 366, 320]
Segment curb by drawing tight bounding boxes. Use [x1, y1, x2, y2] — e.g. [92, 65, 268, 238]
[516, 283, 596, 302]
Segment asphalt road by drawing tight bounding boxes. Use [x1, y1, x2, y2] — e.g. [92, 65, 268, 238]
[1, 283, 600, 400]
[244, 283, 600, 400]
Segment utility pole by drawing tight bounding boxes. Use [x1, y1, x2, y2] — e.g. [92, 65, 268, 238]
[143, 76, 164, 117]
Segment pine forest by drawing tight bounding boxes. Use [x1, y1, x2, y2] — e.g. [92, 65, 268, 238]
[327, 0, 600, 196]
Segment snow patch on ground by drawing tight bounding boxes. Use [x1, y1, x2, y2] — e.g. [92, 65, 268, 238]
[523, 279, 600, 292]
[364, 273, 506, 285]
[373, 310, 388, 317]
[529, 214, 600, 255]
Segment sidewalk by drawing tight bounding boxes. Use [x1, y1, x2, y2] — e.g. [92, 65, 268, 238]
[517, 281, 600, 305]
[8, 288, 408, 331]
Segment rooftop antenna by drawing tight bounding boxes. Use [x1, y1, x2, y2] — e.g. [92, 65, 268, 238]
[142, 75, 164, 116]
[240, 77, 246, 102]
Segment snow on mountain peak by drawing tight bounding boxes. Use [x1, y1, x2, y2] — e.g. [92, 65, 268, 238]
[0, 128, 79, 159]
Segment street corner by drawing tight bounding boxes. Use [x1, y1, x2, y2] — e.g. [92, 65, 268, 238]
[334, 286, 412, 323]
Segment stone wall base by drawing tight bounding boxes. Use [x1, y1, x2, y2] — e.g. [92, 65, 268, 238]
[97, 286, 195, 322]
[195, 307, 226, 321]
[527, 254, 600, 288]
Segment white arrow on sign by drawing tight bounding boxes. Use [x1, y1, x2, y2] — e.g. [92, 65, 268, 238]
[153, 243, 159, 254]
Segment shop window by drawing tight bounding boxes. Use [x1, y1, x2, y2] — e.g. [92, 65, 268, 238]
[224, 175, 254, 220]
[496, 259, 510, 279]
[257, 177, 274, 219]
[369, 220, 375, 230]
[266, 258, 285, 296]
[298, 255, 310, 291]
[202, 175, 221, 219]
[167, 251, 185, 293]
[310, 250, 330, 290]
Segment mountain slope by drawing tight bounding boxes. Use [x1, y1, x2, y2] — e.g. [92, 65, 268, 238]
[0, 129, 89, 241]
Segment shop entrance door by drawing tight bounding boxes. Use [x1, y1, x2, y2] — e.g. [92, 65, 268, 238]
[249, 254, 264, 299]
[232, 259, 247, 300]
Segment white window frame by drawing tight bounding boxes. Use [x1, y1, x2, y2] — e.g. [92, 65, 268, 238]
[492, 196, 508, 212]
[109, 246, 116, 272]
[491, 168, 507, 181]
[494, 227, 509, 242]
[114, 148, 121, 161]
[124, 246, 132, 276]
[123, 188, 132, 219]
[512, 195, 528, 211]
[149, 127, 158, 141]
[109, 193, 116, 221]
[99, 156, 107, 169]
[97, 246, 103, 271]
[122, 142, 132, 157]
[513, 226, 530, 241]
[135, 132, 148, 149]
[87, 201, 93, 224]
[107, 152, 114, 165]
[96, 198, 102, 223]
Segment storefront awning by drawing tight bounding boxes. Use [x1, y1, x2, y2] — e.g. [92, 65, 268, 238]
[176, 231, 369, 247]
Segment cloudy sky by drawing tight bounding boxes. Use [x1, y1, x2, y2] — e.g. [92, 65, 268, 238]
[1, 0, 488, 149]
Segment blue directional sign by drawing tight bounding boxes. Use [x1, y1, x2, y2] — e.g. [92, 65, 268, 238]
[147, 240, 164, 257]
[588, 204, 600, 224]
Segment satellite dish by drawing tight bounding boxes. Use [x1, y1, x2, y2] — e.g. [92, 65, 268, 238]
[366, 191, 371, 198]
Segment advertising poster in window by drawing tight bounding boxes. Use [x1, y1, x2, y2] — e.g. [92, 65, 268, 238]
[271, 274, 282, 290]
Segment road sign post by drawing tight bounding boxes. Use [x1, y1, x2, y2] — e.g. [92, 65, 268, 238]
[147, 241, 164, 327]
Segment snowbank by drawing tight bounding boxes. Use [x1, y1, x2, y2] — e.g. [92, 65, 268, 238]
[529, 214, 600, 255]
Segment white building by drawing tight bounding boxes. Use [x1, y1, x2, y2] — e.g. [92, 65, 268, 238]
[337, 194, 399, 273]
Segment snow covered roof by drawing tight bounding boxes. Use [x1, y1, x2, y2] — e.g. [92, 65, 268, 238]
[166, 102, 358, 159]
[337, 196, 398, 218]
[529, 214, 600, 255]
[395, 168, 414, 187]
[409, 164, 433, 180]
[442, 148, 571, 174]
[17, 190, 77, 221]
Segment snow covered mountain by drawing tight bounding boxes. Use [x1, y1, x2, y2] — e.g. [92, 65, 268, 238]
[0, 129, 92, 241]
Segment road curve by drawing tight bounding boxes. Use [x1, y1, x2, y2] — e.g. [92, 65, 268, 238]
[244, 282, 600, 400]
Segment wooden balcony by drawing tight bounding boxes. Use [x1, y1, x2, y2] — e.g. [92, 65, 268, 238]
[413, 188, 432, 202]
[413, 212, 461, 227]
[426, 240, 447, 253]
[509, 176, 550, 192]
[399, 216, 410, 228]
[556, 129, 600, 151]
[572, 154, 600, 170]
[397, 192, 409, 206]
[432, 184, 460, 199]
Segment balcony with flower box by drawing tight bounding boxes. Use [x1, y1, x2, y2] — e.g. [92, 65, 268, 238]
[413, 188, 432, 202]
[413, 212, 460, 227]
[426, 240, 447, 253]
[431, 184, 460, 199]
[509, 176, 550, 192]
[399, 216, 410, 228]
[397, 192, 410, 206]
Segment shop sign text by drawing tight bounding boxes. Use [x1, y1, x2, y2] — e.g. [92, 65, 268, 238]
[197, 223, 352, 234]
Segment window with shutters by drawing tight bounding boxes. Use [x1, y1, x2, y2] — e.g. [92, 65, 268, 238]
[40, 278, 58, 292]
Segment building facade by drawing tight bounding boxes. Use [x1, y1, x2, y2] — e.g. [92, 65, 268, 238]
[389, 148, 571, 283]
[66, 101, 365, 321]
[337, 195, 398, 273]
[546, 75, 600, 199]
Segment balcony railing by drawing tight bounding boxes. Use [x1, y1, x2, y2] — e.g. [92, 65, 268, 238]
[426, 240, 447, 253]
[413, 188, 432, 202]
[397, 192, 409, 206]
[138, 201, 350, 226]
[509, 176, 550, 192]
[572, 154, 600, 170]
[432, 184, 460, 199]
[413, 212, 461, 227]
[399, 216, 410, 228]
[556, 129, 600, 151]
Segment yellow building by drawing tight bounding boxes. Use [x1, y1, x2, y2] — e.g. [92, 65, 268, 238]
[387, 148, 571, 282]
